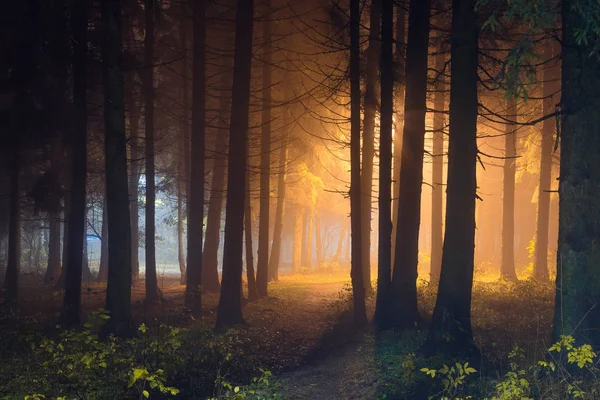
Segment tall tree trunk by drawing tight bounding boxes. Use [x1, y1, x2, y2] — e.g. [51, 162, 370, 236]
[256, 0, 271, 298]
[128, 97, 141, 282]
[245, 171, 258, 302]
[185, 0, 206, 316]
[177, 14, 188, 286]
[143, 0, 160, 304]
[55, 150, 72, 289]
[534, 39, 558, 282]
[62, 0, 88, 326]
[4, 154, 21, 303]
[177, 146, 186, 285]
[202, 72, 230, 293]
[552, 1, 600, 347]
[45, 136, 63, 284]
[332, 224, 347, 263]
[374, 0, 392, 330]
[360, 0, 381, 292]
[425, 0, 478, 356]
[216, 0, 254, 329]
[390, 0, 430, 330]
[350, 0, 368, 327]
[391, 2, 406, 267]
[101, 0, 133, 338]
[501, 97, 518, 282]
[268, 137, 287, 281]
[430, 29, 445, 282]
[97, 199, 109, 281]
[292, 208, 302, 274]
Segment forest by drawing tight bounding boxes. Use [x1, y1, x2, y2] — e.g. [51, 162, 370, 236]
[1, 0, 599, 398]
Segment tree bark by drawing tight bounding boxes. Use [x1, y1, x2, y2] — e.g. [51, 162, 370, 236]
[245, 171, 258, 302]
[216, 0, 254, 329]
[185, 0, 206, 316]
[430, 29, 445, 282]
[61, 0, 88, 326]
[4, 154, 21, 303]
[128, 96, 141, 282]
[425, 0, 478, 356]
[389, 0, 430, 330]
[391, 2, 406, 268]
[374, 0, 393, 331]
[268, 137, 287, 281]
[97, 199, 109, 281]
[501, 97, 518, 282]
[350, 0, 368, 327]
[360, 0, 381, 292]
[45, 136, 63, 284]
[552, 0, 600, 347]
[534, 39, 558, 282]
[177, 6, 188, 287]
[101, 0, 133, 338]
[256, 0, 271, 298]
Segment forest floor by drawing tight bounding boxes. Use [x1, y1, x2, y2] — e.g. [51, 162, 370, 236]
[1, 271, 556, 399]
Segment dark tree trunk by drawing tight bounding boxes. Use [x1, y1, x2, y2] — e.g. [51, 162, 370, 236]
[389, 0, 430, 330]
[391, 3, 406, 267]
[177, 14, 188, 286]
[45, 136, 63, 284]
[552, 1, 600, 347]
[202, 71, 230, 293]
[55, 150, 72, 290]
[256, 0, 271, 298]
[501, 97, 518, 282]
[425, 0, 478, 356]
[61, 0, 88, 326]
[101, 0, 133, 338]
[430, 29, 445, 282]
[374, 0, 393, 331]
[245, 171, 258, 302]
[177, 142, 186, 285]
[4, 154, 21, 303]
[128, 97, 141, 282]
[360, 0, 381, 292]
[216, 0, 254, 329]
[185, 0, 206, 316]
[97, 199, 108, 281]
[143, 0, 160, 304]
[332, 224, 347, 263]
[268, 137, 287, 281]
[534, 39, 558, 282]
[350, 0, 368, 327]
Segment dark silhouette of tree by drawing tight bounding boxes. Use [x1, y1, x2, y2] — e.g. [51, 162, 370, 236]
[245, 169, 258, 302]
[216, 0, 254, 329]
[350, 0, 368, 328]
[97, 199, 108, 281]
[501, 97, 518, 282]
[374, 0, 393, 330]
[552, 0, 600, 347]
[185, 0, 206, 316]
[4, 153, 21, 303]
[534, 39, 558, 282]
[360, 0, 381, 293]
[390, 0, 431, 329]
[256, 0, 272, 298]
[128, 91, 141, 282]
[44, 136, 63, 284]
[177, 13, 189, 286]
[101, 0, 133, 338]
[143, 0, 160, 304]
[425, 0, 479, 356]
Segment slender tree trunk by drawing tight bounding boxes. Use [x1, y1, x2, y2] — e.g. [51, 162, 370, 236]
[390, 0, 430, 330]
[216, 0, 254, 329]
[177, 8, 188, 287]
[374, 0, 392, 330]
[143, 0, 159, 304]
[292, 209, 302, 274]
[129, 98, 141, 282]
[552, 0, 600, 347]
[245, 171, 258, 301]
[425, 0, 478, 356]
[4, 154, 21, 303]
[268, 138, 287, 281]
[101, 0, 133, 338]
[534, 39, 558, 282]
[501, 97, 518, 282]
[55, 150, 72, 290]
[185, 0, 206, 316]
[256, 0, 271, 298]
[62, 0, 88, 326]
[391, 2, 406, 267]
[360, 0, 381, 292]
[97, 200, 109, 281]
[177, 146, 186, 285]
[430, 30, 445, 282]
[45, 136, 63, 284]
[332, 224, 347, 263]
[350, 0, 368, 327]
[202, 72, 230, 293]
